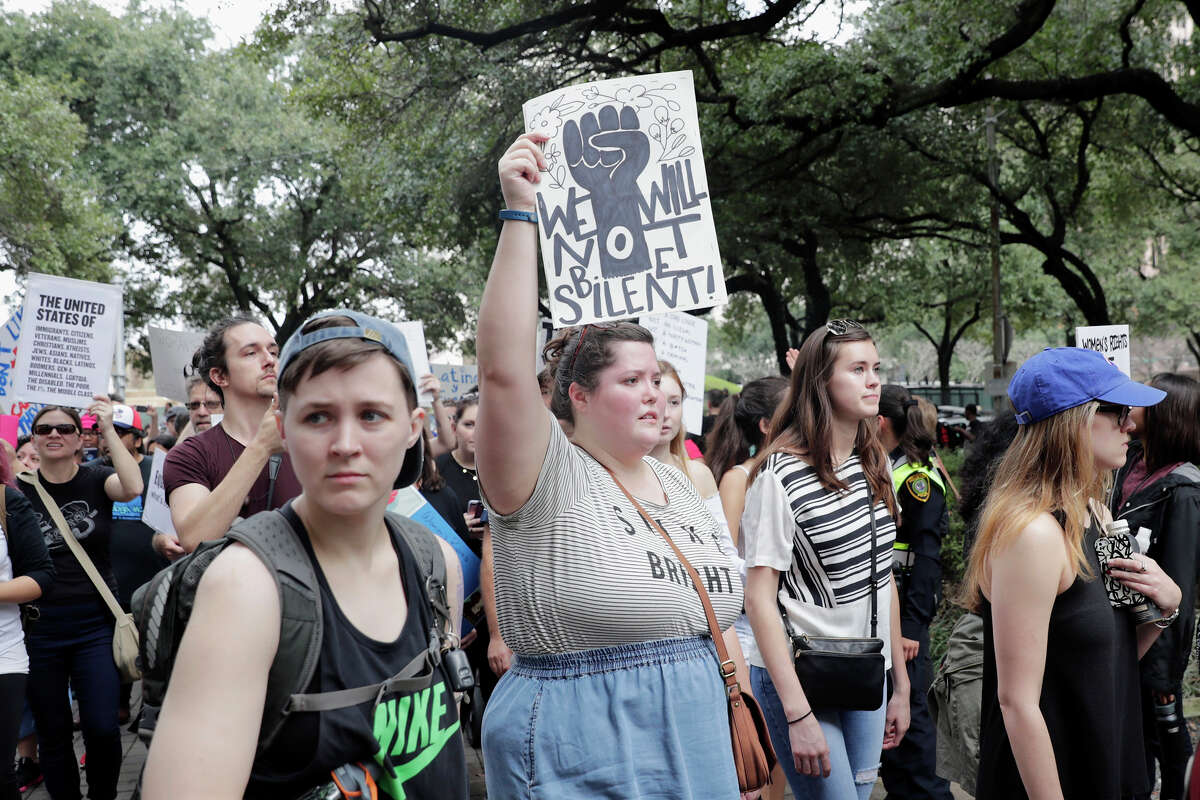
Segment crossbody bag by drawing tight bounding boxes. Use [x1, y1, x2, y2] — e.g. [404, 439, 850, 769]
[599, 462, 777, 793]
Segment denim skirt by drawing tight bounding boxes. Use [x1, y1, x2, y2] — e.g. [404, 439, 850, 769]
[482, 635, 739, 799]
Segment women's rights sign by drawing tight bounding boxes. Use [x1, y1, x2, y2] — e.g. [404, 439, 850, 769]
[523, 71, 727, 326]
[12, 273, 122, 407]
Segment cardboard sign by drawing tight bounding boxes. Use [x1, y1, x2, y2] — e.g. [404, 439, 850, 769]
[524, 71, 726, 326]
[12, 274, 122, 407]
[534, 318, 555, 372]
[141, 448, 178, 537]
[430, 363, 479, 401]
[395, 321, 433, 407]
[639, 312, 708, 434]
[1075, 324, 1131, 377]
[148, 326, 205, 403]
[387, 485, 480, 599]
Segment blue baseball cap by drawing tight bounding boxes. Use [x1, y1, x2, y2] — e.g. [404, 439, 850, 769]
[1008, 347, 1166, 425]
[278, 309, 423, 487]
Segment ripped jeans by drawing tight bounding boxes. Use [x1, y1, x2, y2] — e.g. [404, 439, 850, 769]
[751, 665, 885, 800]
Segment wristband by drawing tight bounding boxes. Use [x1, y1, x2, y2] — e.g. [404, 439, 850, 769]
[498, 209, 538, 224]
[786, 709, 814, 725]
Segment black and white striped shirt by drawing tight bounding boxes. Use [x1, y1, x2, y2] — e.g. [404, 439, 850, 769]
[742, 451, 896, 669]
[486, 412, 743, 655]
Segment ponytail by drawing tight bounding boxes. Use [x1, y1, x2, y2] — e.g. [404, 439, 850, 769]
[879, 385, 933, 468]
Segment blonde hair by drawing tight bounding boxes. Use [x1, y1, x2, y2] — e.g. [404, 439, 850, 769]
[659, 360, 690, 472]
[962, 402, 1109, 610]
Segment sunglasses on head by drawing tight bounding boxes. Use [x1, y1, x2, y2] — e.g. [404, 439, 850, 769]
[1095, 403, 1131, 427]
[185, 400, 223, 411]
[34, 424, 79, 436]
[825, 319, 865, 336]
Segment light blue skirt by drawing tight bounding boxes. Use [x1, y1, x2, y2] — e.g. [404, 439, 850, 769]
[482, 636, 740, 799]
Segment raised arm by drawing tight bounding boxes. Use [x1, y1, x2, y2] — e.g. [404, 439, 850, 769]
[90, 397, 143, 502]
[476, 133, 551, 514]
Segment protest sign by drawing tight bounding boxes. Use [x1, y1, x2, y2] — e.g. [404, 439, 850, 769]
[431, 363, 479, 401]
[524, 71, 726, 326]
[148, 326, 205, 403]
[12, 274, 122, 407]
[0, 309, 41, 432]
[534, 318, 555, 371]
[1075, 324, 1131, 377]
[395, 321, 433, 407]
[639, 312, 708, 434]
[387, 485, 480, 600]
[141, 448, 178, 537]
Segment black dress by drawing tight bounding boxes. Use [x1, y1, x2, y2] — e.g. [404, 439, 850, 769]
[977, 520, 1148, 799]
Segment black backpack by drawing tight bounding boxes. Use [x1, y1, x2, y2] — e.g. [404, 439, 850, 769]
[132, 508, 452, 751]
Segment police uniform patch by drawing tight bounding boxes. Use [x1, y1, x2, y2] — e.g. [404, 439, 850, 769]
[906, 472, 930, 502]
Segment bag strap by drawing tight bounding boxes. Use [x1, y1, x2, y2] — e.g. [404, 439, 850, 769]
[865, 479, 879, 639]
[593, 459, 741, 695]
[18, 471, 125, 622]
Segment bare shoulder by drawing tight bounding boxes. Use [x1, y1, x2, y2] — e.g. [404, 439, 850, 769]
[196, 543, 281, 632]
[983, 511, 1071, 599]
[718, 466, 748, 494]
[686, 459, 719, 497]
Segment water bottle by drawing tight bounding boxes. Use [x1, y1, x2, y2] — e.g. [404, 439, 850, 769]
[1155, 696, 1182, 735]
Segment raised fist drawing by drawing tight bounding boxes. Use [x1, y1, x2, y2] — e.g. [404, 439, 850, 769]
[563, 105, 651, 279]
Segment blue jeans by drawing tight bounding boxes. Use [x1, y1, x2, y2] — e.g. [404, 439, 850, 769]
[483, 636, 739, 799]
[752, 665, 885, 800]
[26, 603, 121, 800]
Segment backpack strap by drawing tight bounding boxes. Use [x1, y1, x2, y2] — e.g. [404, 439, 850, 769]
[224, 509, 323, 752]
[385, 511, 452, 637]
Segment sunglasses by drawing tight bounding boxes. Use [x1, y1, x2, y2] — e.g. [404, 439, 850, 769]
[34, 423, 79, 436]
[185, 400, 224, 411]
[825, 319, 865, 336]
[1095, 403, 1131, 427]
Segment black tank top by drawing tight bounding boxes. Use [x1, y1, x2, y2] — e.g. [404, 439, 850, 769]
[246, 507, 469, 800]
[977, 518, 1148, 799]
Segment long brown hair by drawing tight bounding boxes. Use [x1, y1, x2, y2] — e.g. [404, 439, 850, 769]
[961, 402, 1104, 611]
[657, 360, 690, 471]
[1142, 373, 1200, 471]
[705, 376, 789, 482]
[751, 325, 896, 519]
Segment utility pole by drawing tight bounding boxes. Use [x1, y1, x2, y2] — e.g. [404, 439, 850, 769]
[986, 106, 1009, 409]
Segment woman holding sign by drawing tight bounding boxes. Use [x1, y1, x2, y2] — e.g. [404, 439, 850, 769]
[19, 399, 143, 800]
[476, 132, 764, 798]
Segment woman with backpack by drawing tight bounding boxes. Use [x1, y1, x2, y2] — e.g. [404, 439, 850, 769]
[1111, 373, 1200, 800]
[142, 310, 467, 800]
[963, 347, 1180, 799]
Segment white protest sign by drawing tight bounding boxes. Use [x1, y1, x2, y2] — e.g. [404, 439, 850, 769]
[141, 448, 177, 537]
[524, 70, 726, 327]
[1075, 324, 1131, 377]
[395, 321, 433, 407]
[639, 312, 708, 435]
[431, 363, 479, 401]
[534, 318, 555, 372]
[12, 274, 122, 407]
[148, 326, 205, 403]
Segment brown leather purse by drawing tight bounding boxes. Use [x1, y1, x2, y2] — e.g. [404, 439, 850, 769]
[604, 466, 777, 793]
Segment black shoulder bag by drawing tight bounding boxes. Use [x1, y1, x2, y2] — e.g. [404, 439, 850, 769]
[783, 479, 887, 711]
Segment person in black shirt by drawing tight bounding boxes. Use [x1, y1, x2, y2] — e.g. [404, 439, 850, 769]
[19, 400, 144, 800]
[434, 393, 481, 546]
[143, 311, 467, 800]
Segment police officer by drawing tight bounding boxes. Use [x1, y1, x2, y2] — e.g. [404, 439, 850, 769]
[878, 386, 955, 800]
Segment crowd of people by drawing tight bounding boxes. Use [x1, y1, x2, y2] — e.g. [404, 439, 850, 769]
[0, 130, 1195, 800]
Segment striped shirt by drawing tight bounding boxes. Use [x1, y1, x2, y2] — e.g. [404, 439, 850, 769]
[742, 451, 896, 669]
[486, 412, 743, 655]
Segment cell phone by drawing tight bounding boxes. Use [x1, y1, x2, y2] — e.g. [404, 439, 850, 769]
[467, 500, 488, 524]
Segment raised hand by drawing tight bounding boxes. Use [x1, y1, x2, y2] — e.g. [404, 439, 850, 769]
[562, 105, 651, 278]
